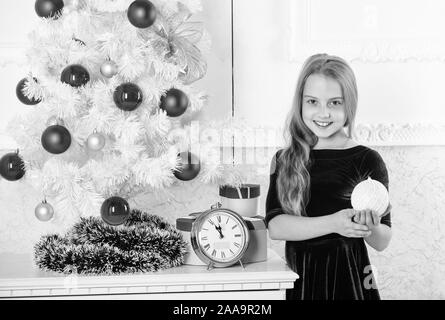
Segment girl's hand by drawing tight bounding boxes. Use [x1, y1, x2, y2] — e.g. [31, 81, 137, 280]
[331, 209, 372, 238]
[353, 203, 391, 229]
[353, 209, 380, 230]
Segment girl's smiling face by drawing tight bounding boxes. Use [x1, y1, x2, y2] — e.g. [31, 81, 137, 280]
[302, 73, 348, 144]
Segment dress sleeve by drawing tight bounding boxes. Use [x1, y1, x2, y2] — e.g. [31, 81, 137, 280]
[265, 149, 286, 227]
[360, 149, 392, 228]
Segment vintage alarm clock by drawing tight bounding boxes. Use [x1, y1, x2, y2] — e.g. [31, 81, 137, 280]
[190, 204, 250, 269]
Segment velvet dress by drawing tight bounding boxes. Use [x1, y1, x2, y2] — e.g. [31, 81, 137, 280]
[265, 145, 391, 300]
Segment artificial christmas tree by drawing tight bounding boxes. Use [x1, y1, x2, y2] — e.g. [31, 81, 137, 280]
[1, 0, 243, 273]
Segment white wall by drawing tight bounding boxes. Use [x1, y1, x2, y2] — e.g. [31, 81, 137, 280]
[189, 0, 232, 122]
[233, 0, 445, 135]
[233, 0, 295, 130]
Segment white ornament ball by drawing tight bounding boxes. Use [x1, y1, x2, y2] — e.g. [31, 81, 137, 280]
[351, 177, 389, 216]
[87, 132, 106, 151]
[35, 201, 54, 222]
[100, 60, 118, 78]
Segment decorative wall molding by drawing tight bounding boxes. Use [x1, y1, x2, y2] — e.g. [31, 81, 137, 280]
[232, 122, 445, 147]
[353, 123, 445, 146]
[288, 0, 445, 63]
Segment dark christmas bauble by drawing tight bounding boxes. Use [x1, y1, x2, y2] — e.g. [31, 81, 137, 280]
[16, 78, 41, 105]
[0, 152, 25, 181]
[41, 125, 71, 154]
[35, 0, 64, 19]
[127, 0, 157, 28]
[101, 196, 130, 226]
[60, 64, 90, 88]
[159, 88, 189, 117]
[113, 83, 143, 111]
[174, 151, 200, 181]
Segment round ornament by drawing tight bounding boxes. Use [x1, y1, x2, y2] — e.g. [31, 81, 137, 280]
[60, 64, 90, 88]
[174, 151, 200, 181]
[113, 83, 143, 111]
[87, 131, 106, 151]
[0, 151, 25, 181]
[101, 196, 130, 226]
[35, 200, 54, 222]
[127, 0, 157, 28]
[16, 78, 41, 105]
[351, 177, 390, 217]
[100, 60, 118, 78]
[35, 0, 64, 19]
[159, 88, 189, 117]
[191, 206, 250, 268]
[41, 125, 72, 154]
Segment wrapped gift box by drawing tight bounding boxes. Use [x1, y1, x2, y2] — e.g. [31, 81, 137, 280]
[176, 212, 267, 266]
[219, 184, 260, 218]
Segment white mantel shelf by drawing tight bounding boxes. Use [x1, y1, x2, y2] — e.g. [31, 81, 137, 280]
[0, 250, 298, 300]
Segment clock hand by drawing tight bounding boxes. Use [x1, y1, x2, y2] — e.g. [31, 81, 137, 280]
[218, 224, 225, 238]
[214, 225, 224, 239]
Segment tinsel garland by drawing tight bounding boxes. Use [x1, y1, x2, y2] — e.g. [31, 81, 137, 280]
[34, 209, 187, 275]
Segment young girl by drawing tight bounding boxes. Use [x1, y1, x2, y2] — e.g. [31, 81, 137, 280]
[265, 53, 392, 300]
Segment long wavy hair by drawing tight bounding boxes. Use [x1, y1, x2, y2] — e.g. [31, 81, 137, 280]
[277, 53, 358, 216]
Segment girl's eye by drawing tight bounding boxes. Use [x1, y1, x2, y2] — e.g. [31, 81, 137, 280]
[330, 100, 343, 106]
[307, 99, 317, 105]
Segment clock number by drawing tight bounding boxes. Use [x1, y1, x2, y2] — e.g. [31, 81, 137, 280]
[212, 249, 217, 257]
[221, 251, 226, 259]
[204, 244, 210, 251]
[226, 217, 229, 224]
[232, 225, 237, 230]
[234, 234, 241, 237]
[208, 219, 214, 226]
[234, 242, 240, 248]
[201, 236, 208, 241]
[217, 215, 221, 223]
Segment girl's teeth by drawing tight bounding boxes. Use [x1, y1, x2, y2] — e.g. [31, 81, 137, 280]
[314, 121, 332, 127]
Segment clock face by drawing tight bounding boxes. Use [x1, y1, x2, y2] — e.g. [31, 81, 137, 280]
[196, 210, 248, 264]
